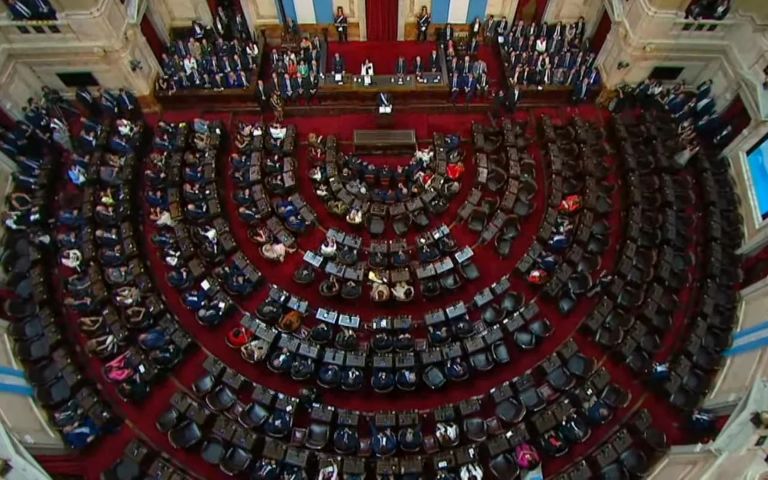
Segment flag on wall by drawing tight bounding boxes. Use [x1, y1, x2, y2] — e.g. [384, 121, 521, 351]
[279, 0, 335, 23]
[431, 0, 489, 24]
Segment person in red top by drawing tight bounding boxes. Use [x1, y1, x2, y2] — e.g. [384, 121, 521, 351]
[446, 162, 465, 181]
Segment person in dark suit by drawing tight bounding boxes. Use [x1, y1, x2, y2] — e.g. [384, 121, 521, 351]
[449, 72, 463, 102]
[495, 16, 509, 38]
[444, 23, 454, 42]
[413, 56, 424, 76]
[428, 50, 440, 72]
[305, 71, 319, 101]
[395, 56, 407, 76]
[377, 92, 392, 114]
[7, 0, 33, 20]
[483, 15, 495, 41]
[76, 87, 98, 116]
[572, 77, 589, 103]
[417, 6, 430, 41]
[468, 36, 480, 55]
[332, 53, 346, 75]
[508, 84, 520, 112]
[464, 73, 477, 102]
[469, 17, 482, 40]
[335, 6, 348, 42]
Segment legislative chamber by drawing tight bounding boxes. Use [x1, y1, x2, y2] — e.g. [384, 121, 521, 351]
[0, 0, 767, 479]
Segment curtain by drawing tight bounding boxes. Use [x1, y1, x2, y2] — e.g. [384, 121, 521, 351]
[0, 106, 14, 129]
[366, 0, 398, 41]
[591, 8, 612, 53]
[721, 94, 751, 137]
[140, 13, 166, 62]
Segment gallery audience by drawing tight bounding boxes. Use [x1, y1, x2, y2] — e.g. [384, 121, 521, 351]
[156, 19, 261, 92]
[685, 0, 731, 20]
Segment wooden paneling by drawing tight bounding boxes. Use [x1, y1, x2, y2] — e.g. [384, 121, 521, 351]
[259, 22, 362, 44]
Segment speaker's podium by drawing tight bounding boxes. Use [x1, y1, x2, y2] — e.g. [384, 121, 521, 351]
[376, 92, 394, 128]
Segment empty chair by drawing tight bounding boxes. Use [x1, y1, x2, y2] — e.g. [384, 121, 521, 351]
[239, 402, 269, 428]
[489, 452, 520, 480]
[495, 399, 525, 424]
[468, 210, 487, 232]
[459, 261, 480, 280]
[469, 351, 495, 371]
[201, 437, 226, 465]
[620, 448, 649, 477]
[566, 353, 595, 378]
[205, 385, 236, 411]
[192, 373, 217, 396]
[514, 329, 537, 350]
[482, 305, 501, 325]
[305, 423, 330, 449]
[156, 407, 180, 433]
[500, 292, 525, 313]
[368, 215, 386, 236]
[567, 272, 592, 296]
[601, 384, 631, 409]
[529, 318, 553, 338]
[518, 387, 546, 412]
[492, 341, 511, 364]
[219, 446, 252, 475]
[546, 366, 575, 391]
[35, 377, 71, 407]
[599, 463, 629, 480]
[558, 291, 577, 315]
[392, 216, 410, 237]
[463, 417, 487, 442]
[168, 420, 202, 449]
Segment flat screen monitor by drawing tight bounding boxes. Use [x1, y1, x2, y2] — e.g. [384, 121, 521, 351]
[746, 131, 768, 221]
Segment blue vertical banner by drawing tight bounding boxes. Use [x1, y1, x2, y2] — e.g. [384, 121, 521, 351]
[313, 0, 335, 23]
[466, 0, 488, 23]
[279, 0, 298, 23]
[431, 0, 450, 24]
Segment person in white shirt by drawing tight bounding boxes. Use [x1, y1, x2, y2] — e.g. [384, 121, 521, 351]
[183, 55, 197, 75]
[269, 123, 287, 140]
[535, 36, 547, 54]
[460, 462, 484, 480]
[361, 59, 374, 76]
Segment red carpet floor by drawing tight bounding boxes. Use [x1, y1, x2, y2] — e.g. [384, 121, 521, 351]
[49, 107, 710, 478]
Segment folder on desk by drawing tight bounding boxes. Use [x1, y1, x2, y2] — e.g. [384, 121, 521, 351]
[363, 75, 372, 86]
[378, 106, 392, 114]
[334, 73, 342, 83]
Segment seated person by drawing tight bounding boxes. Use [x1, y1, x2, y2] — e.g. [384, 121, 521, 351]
[391, 281, 415, 302]
[320, 236, 337, 258]
[277, 310, 303, 332]
[436, 421, 459, 447]
[341, 367, 364, 390]
[371, 369, 395, 392]
[395, 369, 417, 391]
[371, 426, 397, 457]
[377, 92, 393, 113]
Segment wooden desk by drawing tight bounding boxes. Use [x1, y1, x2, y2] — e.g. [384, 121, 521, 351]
[354, 129, 417, 154]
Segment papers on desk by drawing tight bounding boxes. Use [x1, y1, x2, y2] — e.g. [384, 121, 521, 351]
[334, 73, 342, 83]
[378, 105, 392, 114]
[363, 75, 372, 86]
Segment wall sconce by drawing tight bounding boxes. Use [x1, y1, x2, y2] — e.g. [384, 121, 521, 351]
[617, 61, 630, 70]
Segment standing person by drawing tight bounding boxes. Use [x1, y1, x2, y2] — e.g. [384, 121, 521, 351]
[417, 6, 430, 42]
[334, 6, 348, 42]
[270, 90, 284, 123]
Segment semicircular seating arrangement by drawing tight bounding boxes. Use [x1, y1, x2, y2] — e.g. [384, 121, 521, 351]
[2, 88, 743, 480]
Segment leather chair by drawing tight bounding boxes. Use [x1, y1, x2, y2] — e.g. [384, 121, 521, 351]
[463, 417, 487, 442]
[513, 198, 533, 217]
[219, 446, 252, 475]
[201, 437, 226, 465]
[470, 351, 495, 372]
[601, 384, 631, 409]
[482, 305, 501, 325]
[8, 316, 44, 341]
[439, 272, 461, 290]
[422, 365, 447, 390]
[514, 329, 537, 350]
[568, 272, 592, 296]
[192, 373, 217, 396]
[495, 399, 525, 424]
[305, 423, 330, 449]
[239, 402, 269, 429]
[35, 377, 71, 407]
[529, 318, 553, 338]
[156, 406, 180, 433]
[558, 291, 577, 315]
[598, 463, 629, 480]
[420, 277, 441, 297]
[489, 453, 520, 480]
[368, 215, 386, 236]
[467, 210, 487, 232]
[168, 420, 202, 449]
[620, 448, 648, 478]
[392, 214, 412, 236]
[205, 385, 236, 411]
[340, 281, 362, 300]
[518, 386, 546, 412]
[500, 292, 525, 313]
[547, 366, 575, 391]
[459, 261, 480, 280]
[492, 342, 511, 364]
[565, 353, 595, 378]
